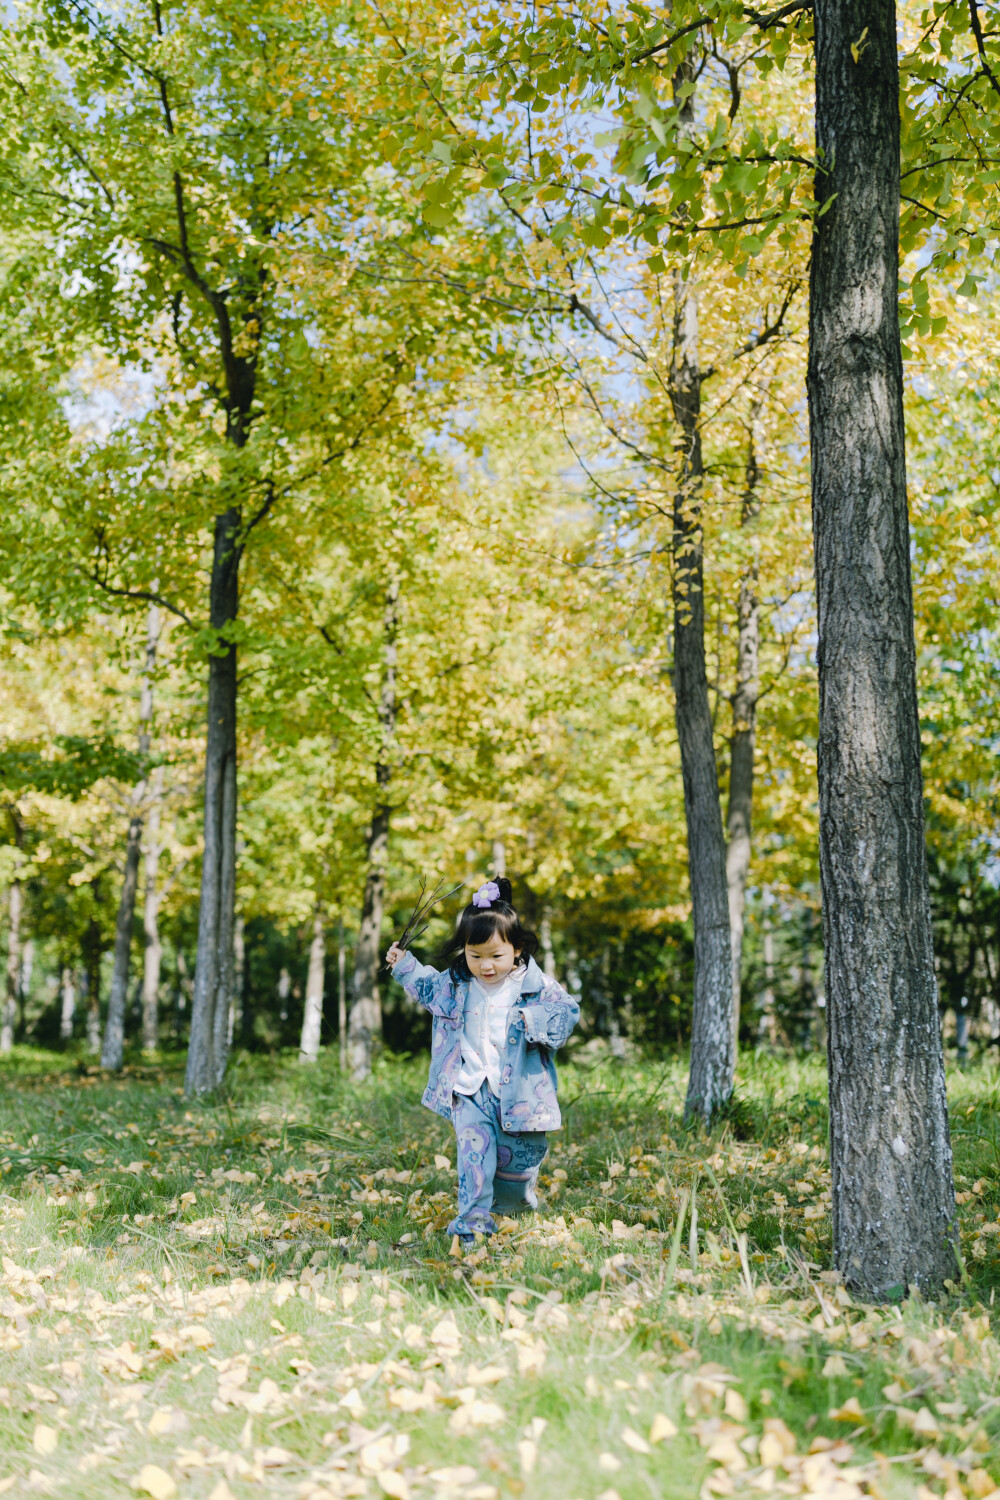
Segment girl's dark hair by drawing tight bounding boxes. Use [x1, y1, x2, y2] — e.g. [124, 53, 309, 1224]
[437, 876, 540, 982]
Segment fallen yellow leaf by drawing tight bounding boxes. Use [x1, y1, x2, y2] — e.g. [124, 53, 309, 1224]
[178, 1324, 214, 1349]
[622, 1425, 651, 1455]
[33, 1424, 58, 1456]
[830, 1397, 866, 1424]
[376, 1473, 410, 1500]
[724, 1388, 748, 1423]
[649, 1412, 678, 1444]
[207, 1484, 238, 1500]
[448, 1400, 505, 1434]
[133, 1465, 177, 1500]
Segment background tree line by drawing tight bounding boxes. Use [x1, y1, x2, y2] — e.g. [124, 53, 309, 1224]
[0, 0, 998, 1294]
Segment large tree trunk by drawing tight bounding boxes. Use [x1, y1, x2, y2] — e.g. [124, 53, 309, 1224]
[185, 509, 241, 1094]
[300, 906, 326, 1062]
[102, 606, 158, 1070]
[348, 581, 398, 1081]
[141, 763, 164, 1051]
[725, 412, 762, 1049]
[809, 0, 955, 1295]
[669, 71, 733, 1122]
[1, 878, 22, 1053]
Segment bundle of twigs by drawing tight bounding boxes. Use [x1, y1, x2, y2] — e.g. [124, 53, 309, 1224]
[389, 876, 465, 962]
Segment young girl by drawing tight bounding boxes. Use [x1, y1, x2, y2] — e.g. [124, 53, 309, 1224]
[385, 878, 579, 1242]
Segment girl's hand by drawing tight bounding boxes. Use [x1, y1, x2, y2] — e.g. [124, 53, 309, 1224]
[385, 942, 405, 967]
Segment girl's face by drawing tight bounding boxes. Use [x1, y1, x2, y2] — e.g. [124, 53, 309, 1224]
[466, 934, 520, 986]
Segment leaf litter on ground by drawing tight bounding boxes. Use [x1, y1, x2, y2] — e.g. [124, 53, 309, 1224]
[0, 1049, 999, 1497]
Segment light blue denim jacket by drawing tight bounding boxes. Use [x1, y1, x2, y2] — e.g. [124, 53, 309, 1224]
[390, 951, 580, 1131]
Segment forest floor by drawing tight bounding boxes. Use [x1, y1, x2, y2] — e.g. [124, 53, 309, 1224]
[1, 1047, 1000, 1500]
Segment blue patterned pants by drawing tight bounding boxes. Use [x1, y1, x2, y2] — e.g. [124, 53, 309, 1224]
[448, 1080, 549, 1237]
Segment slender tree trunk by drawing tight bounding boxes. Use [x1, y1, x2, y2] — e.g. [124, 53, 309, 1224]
[102, 607, 158, 1070]
[725, 411, 763, 1050]
[60, 967, 76, 1042]
[83, 918, 102, 1054]
[809, 0, 955, 1295]
[349, 804, 389, 1079]
[300, 906, 326, 1062]
[1, 879, 22, 1053]
[337, 919, 348, 1071]
[18, 938, 32, 1037]
[141, 764, 164, 1051]
[80, 972, 98, 1053]
[492, 838, 506, 877]
[759, 916, 777, 1045]
[349, 581, 398, 1080]
[185, 508, 241, 1094]
[669, 72, 733, 1122]
[100, 812, 143, 1069]
[540, 906, 556, 980]
[231, 913, 245, 1046]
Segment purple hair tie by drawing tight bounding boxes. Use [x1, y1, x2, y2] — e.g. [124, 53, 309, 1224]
[472, 881, 500, 908]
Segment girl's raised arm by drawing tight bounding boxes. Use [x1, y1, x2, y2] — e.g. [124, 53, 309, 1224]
[386, 946, 454, 1016]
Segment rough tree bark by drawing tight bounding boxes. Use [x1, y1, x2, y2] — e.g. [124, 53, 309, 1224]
[185, 507, 242, 1094]
[809, 0, 955, 1294]
[103, 606, 159, 1070]
[725, 409, 763, 1049]
[300, 906, 326, 1062]
[141, 764, 164, 1051]
[348, 580, 398, 1080]
[670, 71, 733, 1122]
[1, 877, 21, 1054]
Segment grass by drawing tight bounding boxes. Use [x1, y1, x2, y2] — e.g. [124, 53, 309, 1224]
[0, 1045, 999, 1499]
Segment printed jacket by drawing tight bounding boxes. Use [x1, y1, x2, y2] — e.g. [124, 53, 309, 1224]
[390, 951, 580, 1131]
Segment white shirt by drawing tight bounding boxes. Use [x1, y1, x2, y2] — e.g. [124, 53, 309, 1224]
[453, 968, 526, 1098]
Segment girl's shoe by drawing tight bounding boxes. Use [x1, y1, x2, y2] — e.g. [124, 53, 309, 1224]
[455, 1231, 476, 1245]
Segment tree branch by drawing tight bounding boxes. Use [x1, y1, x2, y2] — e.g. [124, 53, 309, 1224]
[700, 280, 799, 381]
[969, 0, 1000, 100]
[84, 571, 193, 627]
